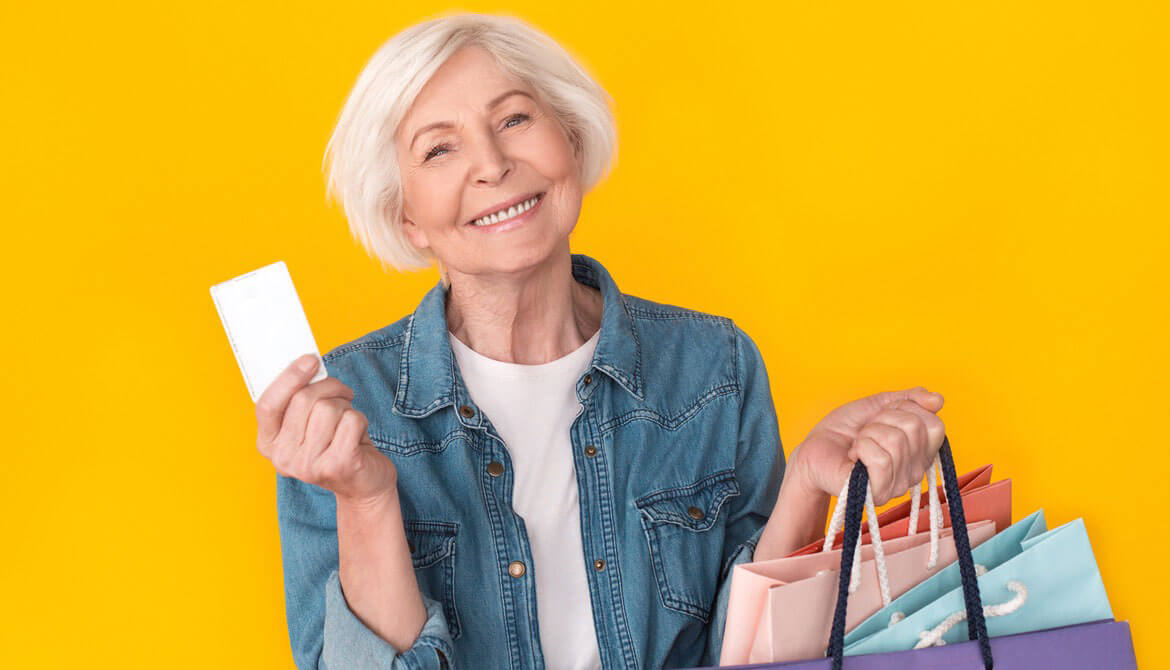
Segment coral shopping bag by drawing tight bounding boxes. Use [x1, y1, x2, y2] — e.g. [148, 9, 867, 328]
[791, 463, 1011, 556]
[691, 436, 1137, 670]
[718, 455, 998, 664]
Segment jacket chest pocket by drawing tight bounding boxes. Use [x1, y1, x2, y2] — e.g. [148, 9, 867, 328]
[404, 520, 461, 640]
[634, 469, 740, 622]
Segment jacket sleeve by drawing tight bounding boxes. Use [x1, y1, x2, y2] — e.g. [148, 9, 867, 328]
[276, 472, 456, 669]
[701, 322, 785, 666]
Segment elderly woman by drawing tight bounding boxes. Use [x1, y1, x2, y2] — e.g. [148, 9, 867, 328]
[258, 12, 947, 670]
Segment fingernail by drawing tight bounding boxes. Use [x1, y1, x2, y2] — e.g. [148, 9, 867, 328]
[297, 355, 318, 372]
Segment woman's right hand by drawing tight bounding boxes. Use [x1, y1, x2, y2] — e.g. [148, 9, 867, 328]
[255, 353, 398, 505]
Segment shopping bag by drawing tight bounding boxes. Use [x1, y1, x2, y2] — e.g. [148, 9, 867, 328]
[719, 455, 998, 665]
[842, 509, 1048, 647]
[707, 619, 1137, 669]
[694, 436, 1136, 670]
[740, 521, 996, 663]
[788, 463, 1010, 556]
[844, 515, 1113, 654]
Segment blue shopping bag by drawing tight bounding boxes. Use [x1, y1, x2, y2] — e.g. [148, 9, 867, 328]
[842, 509, 1048, 647]
[844, 514, 1113, 654]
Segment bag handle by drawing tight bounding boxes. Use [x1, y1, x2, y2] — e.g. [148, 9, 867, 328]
[821, 453, 947, 609]
[825, 435, 995, 670]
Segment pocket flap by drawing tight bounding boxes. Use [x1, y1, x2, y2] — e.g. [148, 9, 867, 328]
[404, 520, 457, 568]
[635, 469, 740, 531]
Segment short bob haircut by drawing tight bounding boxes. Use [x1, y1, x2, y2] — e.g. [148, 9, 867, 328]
[323, 12, 618, 288]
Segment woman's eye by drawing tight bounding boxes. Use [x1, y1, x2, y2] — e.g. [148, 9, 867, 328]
[504, 113, 530, 129]
[424, 143, 450, 161]
[423, 115, 527, 162]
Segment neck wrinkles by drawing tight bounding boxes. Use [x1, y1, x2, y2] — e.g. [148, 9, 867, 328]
[444, 252, 603, 365]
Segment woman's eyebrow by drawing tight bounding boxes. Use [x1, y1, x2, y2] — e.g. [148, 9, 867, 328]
[409, 89, 534, 150]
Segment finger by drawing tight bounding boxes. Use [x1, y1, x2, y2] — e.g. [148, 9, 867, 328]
[903, 385, 944, 413]
[891, 399, 946, 468]
[302, 397, 351, 464]
[256, 354, 322, 445]
[273, 377, 356, 449]
[317, 408, 367, 487]
[873, 406, 930, 482]
[857, 423, 913, 503]
[852, 433, 898, 505]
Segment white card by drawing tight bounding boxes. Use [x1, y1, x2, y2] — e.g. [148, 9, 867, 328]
[210, 260, 328, 402]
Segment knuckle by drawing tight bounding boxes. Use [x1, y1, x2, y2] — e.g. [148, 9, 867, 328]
[255, 397, 278, 418]
[331, 379, 356, 396]
[866, 442, 891, 467]
[351, 408, 369, 428]
[287, 389, 311, 416]
[312, 456, 340, 483]
[342, 407, 368, 430]
[271, 449, 293, 475]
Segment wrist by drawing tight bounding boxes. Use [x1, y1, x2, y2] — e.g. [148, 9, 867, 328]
[336, 487, 400, 514]
[786, 440, 831, 502]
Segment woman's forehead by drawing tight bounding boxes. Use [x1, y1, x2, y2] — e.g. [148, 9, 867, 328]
[400, 60, 537, 141]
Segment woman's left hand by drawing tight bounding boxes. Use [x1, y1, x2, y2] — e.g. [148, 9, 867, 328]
[791, 386, 947, 506]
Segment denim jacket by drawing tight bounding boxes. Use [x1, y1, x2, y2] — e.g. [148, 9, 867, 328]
[276, 252, 786, 669]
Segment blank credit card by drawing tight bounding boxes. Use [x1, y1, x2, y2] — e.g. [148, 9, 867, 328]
[210, 260, 328, 402]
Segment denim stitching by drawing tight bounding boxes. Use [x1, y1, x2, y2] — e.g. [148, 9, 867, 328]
[323, 333, 406, 361]
[635, 470, 741, 622]
[369, 429, 466, 456]
[404, 520, 462, 640]
[599, 383, 737, 434]
[591, 415, 641, 669]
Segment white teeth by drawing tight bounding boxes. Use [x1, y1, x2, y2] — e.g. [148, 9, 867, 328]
[471, 194, 541, 226]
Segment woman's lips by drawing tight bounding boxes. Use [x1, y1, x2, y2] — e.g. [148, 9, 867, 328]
[465, 192, 544, 233]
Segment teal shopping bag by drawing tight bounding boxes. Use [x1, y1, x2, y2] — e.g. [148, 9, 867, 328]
[844, 514, 1113, 654]
[843, 509, 1048, 647]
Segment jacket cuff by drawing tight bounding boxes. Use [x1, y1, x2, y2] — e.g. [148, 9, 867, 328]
[323, 569, 455, 669]
[725, 523, 767, 574]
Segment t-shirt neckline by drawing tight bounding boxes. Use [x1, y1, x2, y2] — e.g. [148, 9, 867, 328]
[448, 327, 600, 379]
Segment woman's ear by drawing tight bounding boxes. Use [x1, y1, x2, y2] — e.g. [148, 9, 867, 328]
[400, 211, 430, 252]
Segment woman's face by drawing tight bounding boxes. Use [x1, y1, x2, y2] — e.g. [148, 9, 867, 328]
[395, 45, 585, 279]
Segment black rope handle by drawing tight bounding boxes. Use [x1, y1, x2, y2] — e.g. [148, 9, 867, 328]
[825, 435, 994, 670]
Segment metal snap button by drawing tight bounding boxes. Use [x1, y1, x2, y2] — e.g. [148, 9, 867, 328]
[687, 506, 705, 520]
[584, 373, 592, 385]
[594, 558, 606, 571]
[508, 561, 526, 578]
[459, 405, 475, 418]
[584, 445, 598, 457]
[487, 461, 504, 477]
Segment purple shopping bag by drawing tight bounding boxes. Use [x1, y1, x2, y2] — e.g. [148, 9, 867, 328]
[698, 618, 1136, 669]
[690, 436, 1138, 669]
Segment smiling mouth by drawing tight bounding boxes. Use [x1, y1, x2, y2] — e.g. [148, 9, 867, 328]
[466, 192, 545, 227]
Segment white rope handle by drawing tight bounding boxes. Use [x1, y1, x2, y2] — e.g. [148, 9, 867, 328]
[887, 564, 989, 628]
[906, 455, 944, 569]
[823, 476, 892, 607]
[825, 453, 947, 609]
[912, 580, 1027, 648]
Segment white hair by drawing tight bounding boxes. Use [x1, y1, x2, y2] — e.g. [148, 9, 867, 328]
[322, 11, 618, 288]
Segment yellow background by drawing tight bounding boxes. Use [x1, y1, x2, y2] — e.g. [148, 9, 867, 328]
[2, 1, 1166, 666]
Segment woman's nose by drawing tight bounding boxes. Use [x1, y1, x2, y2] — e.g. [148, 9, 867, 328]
[470, 133, 513, 184]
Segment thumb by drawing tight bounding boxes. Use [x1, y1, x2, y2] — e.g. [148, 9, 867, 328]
[892, 385, 944, 413]
[832, 444, 861, 498]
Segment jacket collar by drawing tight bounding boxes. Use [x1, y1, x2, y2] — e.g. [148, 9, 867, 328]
[392, 252, 644, 419]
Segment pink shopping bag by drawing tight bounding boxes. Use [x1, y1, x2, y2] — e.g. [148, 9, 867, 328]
[720, 519, 997, 664]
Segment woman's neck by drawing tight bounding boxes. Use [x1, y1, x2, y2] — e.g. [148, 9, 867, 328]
[444, 253, 603, 364]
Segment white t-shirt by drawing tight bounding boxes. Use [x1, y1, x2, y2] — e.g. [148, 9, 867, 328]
[449, 328, 603, 670]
